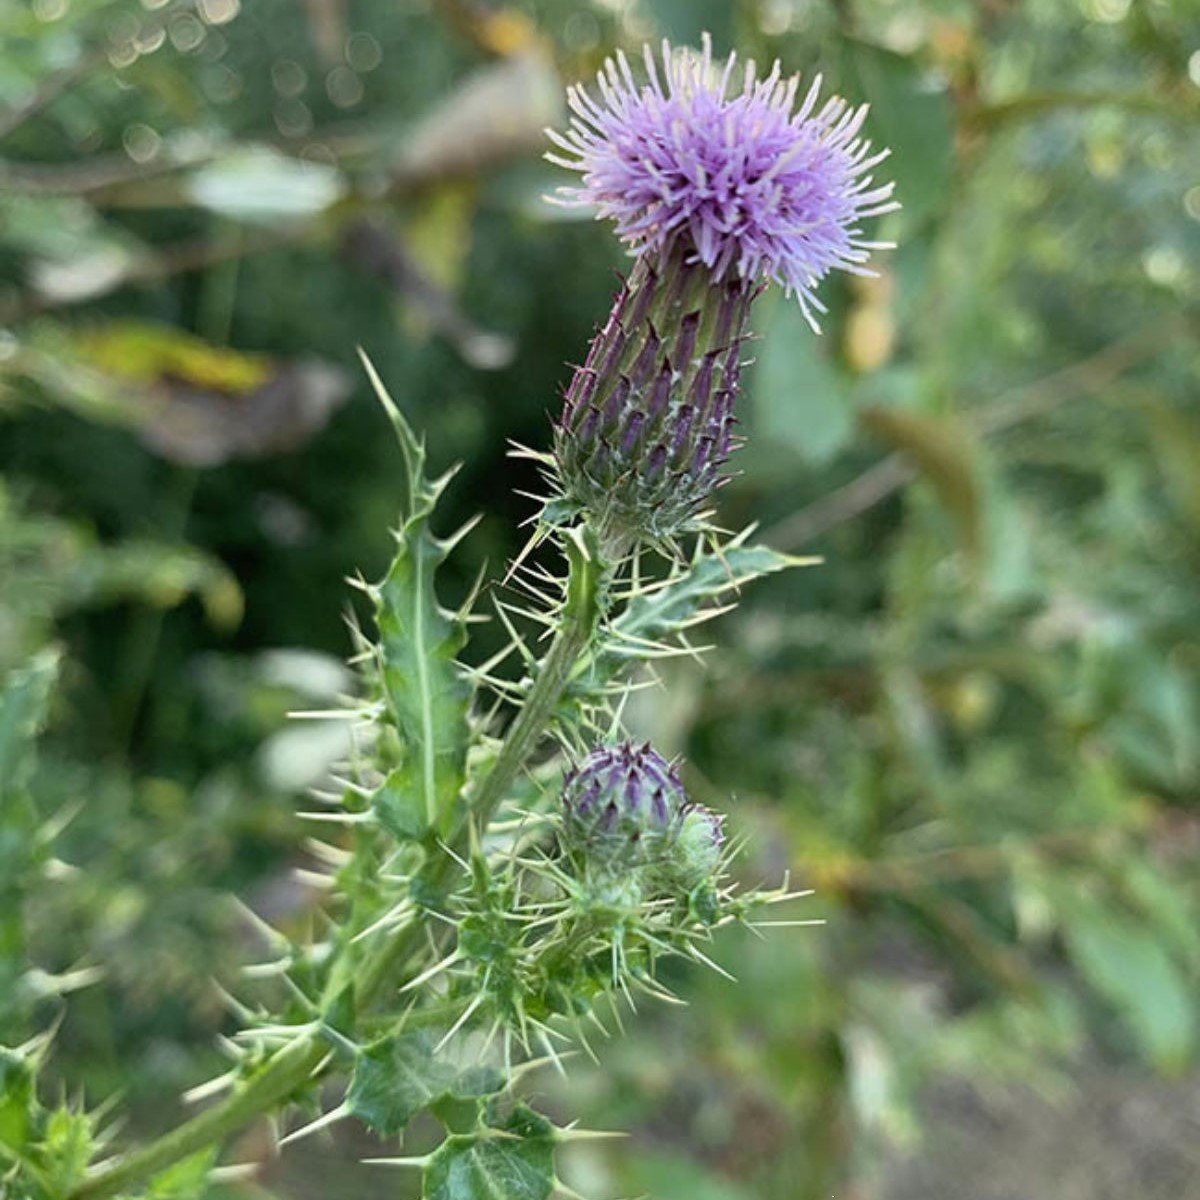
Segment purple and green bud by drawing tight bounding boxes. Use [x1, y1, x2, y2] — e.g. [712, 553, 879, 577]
[561, 741, 726, 895]
[553, 247, 753, 547]
[670, 805, 726, 888]
[561, 741, 688, 870]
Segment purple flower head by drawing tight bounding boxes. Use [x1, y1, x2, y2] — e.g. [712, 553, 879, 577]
[562, 741, 689, 870]
[548, 35, 897, 329]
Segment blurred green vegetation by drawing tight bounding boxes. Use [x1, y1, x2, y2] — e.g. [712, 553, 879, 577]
[2, 0, 1198, 1197]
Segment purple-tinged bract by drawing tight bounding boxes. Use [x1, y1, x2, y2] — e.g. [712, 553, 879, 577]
[548, 35, 897, 328]
[553, 248, 752, 550]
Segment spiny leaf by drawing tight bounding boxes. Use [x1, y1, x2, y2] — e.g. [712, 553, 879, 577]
[613, 537, 804, 653]
[571, 534, 807, 705]
[360, 354, 473, 837]
[346, 1031, 504, 1138]
[423, 1106, 556, 1200]
[347, 1032, 457, 1136]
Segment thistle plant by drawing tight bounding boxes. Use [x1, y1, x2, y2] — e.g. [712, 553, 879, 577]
[546, 35, 897, 551]
[1, 36, 893, 1200]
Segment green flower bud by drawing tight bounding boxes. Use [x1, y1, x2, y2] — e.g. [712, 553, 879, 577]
[669, 805, 725, 888]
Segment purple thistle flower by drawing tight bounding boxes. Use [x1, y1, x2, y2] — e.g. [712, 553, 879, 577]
[548, 34, 897, 330]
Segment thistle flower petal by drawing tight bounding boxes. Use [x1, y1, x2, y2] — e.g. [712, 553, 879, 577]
[549, 34, 898, 329]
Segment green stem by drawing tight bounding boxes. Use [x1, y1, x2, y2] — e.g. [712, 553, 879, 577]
[470, 528, 604, 829]
[68, 531, 607, 1200]
[68, 1036, 327, 1200]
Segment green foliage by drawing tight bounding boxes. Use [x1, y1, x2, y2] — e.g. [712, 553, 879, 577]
[1, 650, 59, 1033]
[421, 1106, 557, 1200]
[0, 1040, 99, 1200]
[0, 650, 58, 798]
[361, 358, 473, 837]
[347, 1032, 501, 1137]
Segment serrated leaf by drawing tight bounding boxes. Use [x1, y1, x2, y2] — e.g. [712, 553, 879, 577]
[347, 1031, 458, 1137]
[558, 533, 804, 725]
[605, 537, 804, 666]
[423, 1106, 555, 1200]
[346, 1030, 506, 1139]
[371, 769, 429, 841]
[361, 358, 472, 837]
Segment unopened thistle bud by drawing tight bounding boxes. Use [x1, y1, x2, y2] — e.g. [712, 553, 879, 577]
[561, 741, 688, 872]
[554, 249, 752, 549]
[547, 35, 897, 548]
[670, 805, 726, 889]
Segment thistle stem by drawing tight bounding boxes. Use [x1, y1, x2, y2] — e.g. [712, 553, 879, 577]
[67, 1036, 328, 1200]
[470, 528, 605, 829]
[68, 532, 607, 1200]
[355, 530, 606, 1002]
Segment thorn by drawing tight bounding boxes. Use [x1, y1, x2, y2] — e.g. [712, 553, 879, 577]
[687, 944, 736, 981]
[510, 1050, 578, 1084]
[439, 511, 485, 558]
[398, 951, 461, 993]
[182, 1070, 238, 1106]
[209, 1163, 263, 1184]
[350, 901, 413, 945]
[750, 918, 826, 928]
[295, 810, 375, 825]
[278, 1101, 351, 1147]
[555, 1127, 629, 1142]
[433, 991, 486, 1055]
[535, 1028, 569, 1077]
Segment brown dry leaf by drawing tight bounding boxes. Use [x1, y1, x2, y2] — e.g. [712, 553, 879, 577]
[392, 50, 562, 188]
[140, 359, 353, 466]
